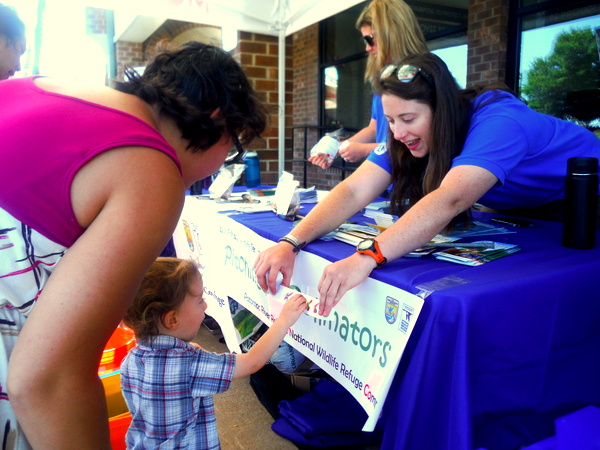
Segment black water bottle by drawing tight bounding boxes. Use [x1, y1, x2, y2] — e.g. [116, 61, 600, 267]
[562, 157, 599, 249]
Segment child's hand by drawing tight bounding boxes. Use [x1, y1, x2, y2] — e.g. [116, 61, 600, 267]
[279, 294, 307, 326]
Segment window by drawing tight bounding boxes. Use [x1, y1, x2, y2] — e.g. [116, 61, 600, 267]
[320, 2, 370, 131]
[508, 0, 599, 124]
[411, 0, 469, 87]
[320, 0, 469, 132]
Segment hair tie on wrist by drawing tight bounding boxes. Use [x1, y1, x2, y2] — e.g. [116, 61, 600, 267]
[277, 235, 306, 253]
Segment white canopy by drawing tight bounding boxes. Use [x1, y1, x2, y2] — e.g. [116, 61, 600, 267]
[77, 0, 363, 39]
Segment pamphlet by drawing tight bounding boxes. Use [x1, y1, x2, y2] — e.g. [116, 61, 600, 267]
[433, 241, 520, 266]
[328, 223, 380, 245]
[247, 188, 277, 197]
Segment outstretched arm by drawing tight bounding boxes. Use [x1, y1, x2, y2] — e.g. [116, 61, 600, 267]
[309, 120, 380, 169]
[315, 164, 499, 316]
[233, 294, 307, 378]
[254, 161, 392, 294]
[7, 148, 184, 449]
[338, 119, 380, 163]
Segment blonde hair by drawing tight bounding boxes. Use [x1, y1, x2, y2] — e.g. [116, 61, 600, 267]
[356, 0, 428, 83]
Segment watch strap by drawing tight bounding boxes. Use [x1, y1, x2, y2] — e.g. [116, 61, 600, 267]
[357, 239, 387, 268]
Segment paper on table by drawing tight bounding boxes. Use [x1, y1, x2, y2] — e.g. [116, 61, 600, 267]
[273, 171, 299, 216]
[208, 164, 246, 200]
[434, 241, 520, 266]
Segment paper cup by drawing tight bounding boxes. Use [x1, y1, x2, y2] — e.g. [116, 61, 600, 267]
[310, 135, 340, 162]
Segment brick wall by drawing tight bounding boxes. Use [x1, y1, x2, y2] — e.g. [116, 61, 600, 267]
[466, 0, 509, 86]
[291, 24, 348, 190]
[85, 7, 113, 84]
[85, 7, 144, 82]
[85, 7, 106, 34]
[234, 31, 294, 186]
[115, 41, 144, 80]
[111, 21, 292, 186]
[144, 20, 211, 56]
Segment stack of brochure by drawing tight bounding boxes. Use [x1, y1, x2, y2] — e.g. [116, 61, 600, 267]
[297, 187, 318, 203]
[433, 241, 520, 266]
[324, 212, 522, 265]
[363, 201, 390, 215]
[327, 223, 380, 246]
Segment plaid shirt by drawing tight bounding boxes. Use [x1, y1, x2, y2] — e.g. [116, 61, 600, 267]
[120, 335, 236, 449]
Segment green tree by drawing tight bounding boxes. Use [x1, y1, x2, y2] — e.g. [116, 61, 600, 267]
[521, 27, 600, 127]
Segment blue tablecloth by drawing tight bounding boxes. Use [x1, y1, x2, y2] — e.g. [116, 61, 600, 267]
[228, 201, 600, 450]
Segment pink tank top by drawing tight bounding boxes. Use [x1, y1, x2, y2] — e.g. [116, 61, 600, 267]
[0, 77, 182, 247]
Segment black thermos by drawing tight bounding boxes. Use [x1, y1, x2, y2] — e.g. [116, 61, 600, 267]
[562, 157, 599, 249]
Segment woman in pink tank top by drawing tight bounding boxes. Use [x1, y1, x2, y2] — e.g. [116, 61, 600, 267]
[0, 41, 267, 449]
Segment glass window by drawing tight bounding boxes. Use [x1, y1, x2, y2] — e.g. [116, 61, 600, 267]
[518, 4, 600, 124]
[432, 44, 468, 88]
[320, 0, 469, 132]
[412, 0, 468, 87]
[323, 59, 371, 130]
[322, 3, 367, 64]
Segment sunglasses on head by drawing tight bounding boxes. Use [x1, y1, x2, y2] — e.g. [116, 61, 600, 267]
[380, 64, 434, 85]
[362, 34, 376, 47]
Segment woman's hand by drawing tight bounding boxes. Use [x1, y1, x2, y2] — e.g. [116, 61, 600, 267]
[254, 242, 298, 294]
[337, 141, 373, 163]
[317, 253, 376, 317]
[308, 153, 333, 169]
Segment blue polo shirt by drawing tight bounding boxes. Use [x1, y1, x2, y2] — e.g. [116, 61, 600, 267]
[367, 90, 600, 210]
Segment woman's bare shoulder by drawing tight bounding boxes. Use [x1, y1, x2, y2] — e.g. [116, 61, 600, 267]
[34, 77, 154, 125]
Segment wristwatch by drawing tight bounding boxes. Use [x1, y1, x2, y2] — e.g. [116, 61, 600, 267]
[356, 238, 387, 269]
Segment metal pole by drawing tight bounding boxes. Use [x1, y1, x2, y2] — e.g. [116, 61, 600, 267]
[277, 1, 287, 177]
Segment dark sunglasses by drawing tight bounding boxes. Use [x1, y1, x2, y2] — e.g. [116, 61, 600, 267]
[225, 135, 246, 163]
[380, 64, 434, 85]
[362, 34, 376, 47]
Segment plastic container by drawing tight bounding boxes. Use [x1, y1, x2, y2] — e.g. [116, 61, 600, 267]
[562, 157, 598, 249]
[99, 326, 136, 418]
[109, 412, 132, 450]
[245, 152, 261, 188]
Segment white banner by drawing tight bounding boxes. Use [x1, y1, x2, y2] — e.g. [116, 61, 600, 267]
[173, 196, 423, 431]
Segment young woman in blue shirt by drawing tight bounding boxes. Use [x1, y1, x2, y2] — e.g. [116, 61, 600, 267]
[255, 52, 600, 316]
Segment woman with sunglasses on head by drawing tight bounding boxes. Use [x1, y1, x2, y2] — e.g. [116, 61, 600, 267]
[309, 0, 427, 169]
[0, 42, 267, 449]
[255, 52, 600, 317]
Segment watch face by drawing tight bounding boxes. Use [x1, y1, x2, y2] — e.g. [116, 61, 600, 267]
[358, 239, 374, 251]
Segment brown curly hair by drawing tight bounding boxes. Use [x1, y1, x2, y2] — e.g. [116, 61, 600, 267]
[123, 258, 201, 341]
[113, 41, 268, 153]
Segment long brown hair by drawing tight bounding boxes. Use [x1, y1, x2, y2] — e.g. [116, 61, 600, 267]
[356, 0, 428, 84]
[374, 53, 513, 230]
